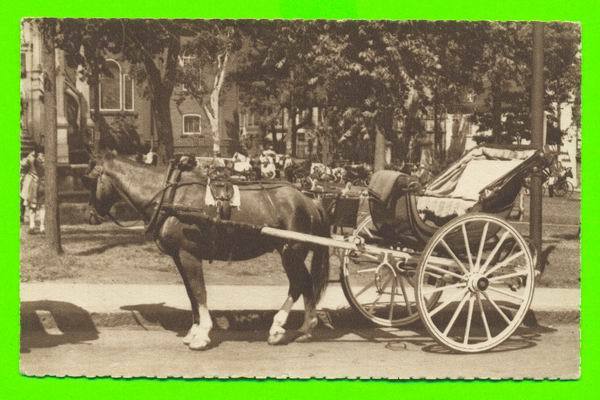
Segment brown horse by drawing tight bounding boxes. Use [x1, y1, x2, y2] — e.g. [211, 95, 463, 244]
[82, 152, 330, 350]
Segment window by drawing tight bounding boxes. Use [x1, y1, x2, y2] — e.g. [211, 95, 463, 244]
[100, 60, 122, 111]
[99, 59, 135, 112]
[123, 74, 134, 111]
[183, 114, 202, 136]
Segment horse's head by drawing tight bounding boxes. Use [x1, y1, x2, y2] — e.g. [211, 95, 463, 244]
[81, 156, 121, 224]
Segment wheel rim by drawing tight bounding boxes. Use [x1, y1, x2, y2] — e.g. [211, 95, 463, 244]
[416, 214, 535, 353]
[341, 216, 441, 327]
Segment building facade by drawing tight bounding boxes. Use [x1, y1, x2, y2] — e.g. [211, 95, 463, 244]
[20, 21, 241, 166]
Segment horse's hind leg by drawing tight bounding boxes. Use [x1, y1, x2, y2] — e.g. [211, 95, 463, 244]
[268, 244, 309, 345]
[297, 293, 319, 343]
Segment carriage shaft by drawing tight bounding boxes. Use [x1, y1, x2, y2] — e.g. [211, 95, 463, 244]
[260, 227, 456, 269]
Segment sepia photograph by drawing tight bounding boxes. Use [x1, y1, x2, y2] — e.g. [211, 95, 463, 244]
[19, 18, 581, 379]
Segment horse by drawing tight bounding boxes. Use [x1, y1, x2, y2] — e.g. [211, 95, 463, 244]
[82, 152, 331, 351]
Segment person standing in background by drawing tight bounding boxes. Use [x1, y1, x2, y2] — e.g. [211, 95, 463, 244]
[20, 145, 45, 234]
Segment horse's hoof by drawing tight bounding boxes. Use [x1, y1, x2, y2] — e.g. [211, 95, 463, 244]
[188, 337, 211, 351]
[295, 333, 313, 343]
[182, 333, 193, 345]
[183, 325, 201, 345]
[268, 331, 287, 345]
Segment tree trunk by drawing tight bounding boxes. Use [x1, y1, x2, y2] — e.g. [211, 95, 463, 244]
[153, 95, 174, 163]
[88, 69, 108, 157]
[42, 30, 62, 254]
[556, 104, 562, 154]
[491, 83, 502, 141]
[433, 102, 444, 161]
[286, 108, 297, 157]
[373, 124, 386, 171]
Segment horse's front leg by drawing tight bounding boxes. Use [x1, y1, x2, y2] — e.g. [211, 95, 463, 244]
[178, 249, 213, 351]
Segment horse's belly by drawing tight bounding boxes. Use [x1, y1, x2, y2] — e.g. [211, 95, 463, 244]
[181, 226, 278, 261]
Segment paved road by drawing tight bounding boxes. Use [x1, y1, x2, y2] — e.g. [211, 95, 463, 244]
[21, 324, 579, 379]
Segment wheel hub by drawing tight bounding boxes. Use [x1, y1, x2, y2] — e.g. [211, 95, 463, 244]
[467, 273, 489, 292]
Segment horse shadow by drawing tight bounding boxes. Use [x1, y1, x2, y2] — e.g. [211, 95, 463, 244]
[120, 302, 554, 354]
[20, 301, 99, 353]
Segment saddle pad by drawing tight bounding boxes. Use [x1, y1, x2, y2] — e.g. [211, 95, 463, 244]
[205, 184, 241, 208]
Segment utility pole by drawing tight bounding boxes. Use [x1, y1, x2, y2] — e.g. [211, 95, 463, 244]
[530, 22, 544, 269]
[42, 22, 62, 254]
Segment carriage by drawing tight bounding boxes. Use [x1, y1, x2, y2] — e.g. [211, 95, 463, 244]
[85, 144, 548, 353]
[252, 145, 544, 353]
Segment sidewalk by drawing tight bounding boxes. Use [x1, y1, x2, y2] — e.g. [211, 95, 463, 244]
[20, 283, 580, 333]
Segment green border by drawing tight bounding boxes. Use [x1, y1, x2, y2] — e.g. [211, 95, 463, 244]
[1, 1, 596, 398]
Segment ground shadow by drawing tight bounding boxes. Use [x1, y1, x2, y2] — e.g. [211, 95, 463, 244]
[20, 301, 99, 353]
[120, 302, 555, 354]
[68, 233, 150, 255]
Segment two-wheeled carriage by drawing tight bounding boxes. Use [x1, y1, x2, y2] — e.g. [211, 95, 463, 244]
[161, 145, 547, 353]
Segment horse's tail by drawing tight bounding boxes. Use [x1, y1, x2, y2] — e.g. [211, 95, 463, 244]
[310, 204, 331, 305]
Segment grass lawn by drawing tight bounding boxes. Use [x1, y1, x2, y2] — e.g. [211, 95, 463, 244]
[20, 194, 580, 288]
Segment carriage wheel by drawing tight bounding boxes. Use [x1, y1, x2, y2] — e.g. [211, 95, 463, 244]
[416, 213, 535, 353]
[340, 216, 441, 327]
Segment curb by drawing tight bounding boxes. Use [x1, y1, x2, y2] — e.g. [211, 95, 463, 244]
[21, 304, 579, 335]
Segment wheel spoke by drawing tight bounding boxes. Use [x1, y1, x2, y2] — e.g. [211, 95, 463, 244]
[487, 286, 525, 302]
[425, 264, 465, 281]
[475, 222, 489, 271]
[440, 239, 469, 275]
[429, 288, 468, 317]
[479, 230, 510, 273]
[365, 275, 393, 314]
[356, 267, 377, 274]
[443, 291, 470, 336]
[388, 278, 397, 321]
[463, 296, 476, 345]
[353, 278, 377, 298]
[424, 271, 443, 280]
[421, 282, 466, 296]
[354, 253, 379, 262]
[482, 291, 512, 324]
[398, 275, 413, 315]
[488, 269, 530, 282]
[484, 250, 525, 277]
[476, 292, 492, 340]
[461, 223, 474, 271]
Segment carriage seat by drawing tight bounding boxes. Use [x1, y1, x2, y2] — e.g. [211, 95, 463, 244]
[416, 159, 523, 222]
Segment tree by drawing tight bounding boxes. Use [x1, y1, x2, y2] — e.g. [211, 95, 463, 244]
[310, 21, 440, 170]
[36, 19, 62, 254]
[470, 22, 580, 146]
[53, 19, 183, 162]
[176, 20, 242, 156]
[232, 20, 322, 157]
